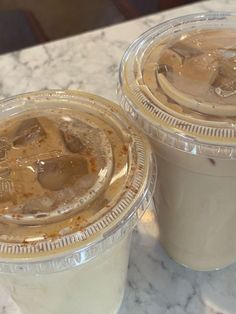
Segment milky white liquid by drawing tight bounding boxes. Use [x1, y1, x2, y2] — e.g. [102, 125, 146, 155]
[152, 140, 236, 270]
[0, 233, 131, 314]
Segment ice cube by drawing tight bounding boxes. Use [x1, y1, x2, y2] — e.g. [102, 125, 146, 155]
[214, 74, 236, 97]
[159, 48, 183, 70]
[37, 155, 88, 191]
[0, 167, 11, 178]
[22, 199, 45, 215]
[22, 196, 54, 215]
[178, 53, 218, 84]
[61, 130, 84, 153]
[75, 173, 97, 189]
[219, 57, 236, 78]
[171, 42, 202, 58]
[13, 118, 46, 147]
[218, 48, 236, 59]
[215, 86, 236, 98]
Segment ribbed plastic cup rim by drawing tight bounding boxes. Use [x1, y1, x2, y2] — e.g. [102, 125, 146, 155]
[0, 90, 157, 273]
[118, 12, 236, 159]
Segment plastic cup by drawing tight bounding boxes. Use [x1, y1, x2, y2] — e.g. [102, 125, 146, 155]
[118, 12, 236, 270]
[0, 90, 156, 313]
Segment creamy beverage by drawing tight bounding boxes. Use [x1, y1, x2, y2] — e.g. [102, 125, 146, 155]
[119, 12, 236, 270]
[0, 90, 155, 313]
[0, 234, 131, 314]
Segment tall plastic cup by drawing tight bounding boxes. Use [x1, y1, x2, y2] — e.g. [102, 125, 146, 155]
[0, 90, 156, 313]
[119, 12, 236, 270]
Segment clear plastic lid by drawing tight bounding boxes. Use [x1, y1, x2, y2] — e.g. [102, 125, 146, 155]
[119, 12, 236, 158]
[0, 90, 156, 273]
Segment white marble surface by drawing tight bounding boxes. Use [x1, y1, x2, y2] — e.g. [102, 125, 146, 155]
[0, 0, 236, 313]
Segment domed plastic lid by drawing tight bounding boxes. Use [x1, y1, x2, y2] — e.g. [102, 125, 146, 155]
[119, 12, 236, 158]
[0, 90, 155, 273]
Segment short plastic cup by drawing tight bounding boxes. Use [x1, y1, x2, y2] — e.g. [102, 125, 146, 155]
[0, 90, 156, 313]
[118, 12, 236, 270]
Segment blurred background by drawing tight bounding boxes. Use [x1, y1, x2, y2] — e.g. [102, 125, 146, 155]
[0, 0, 199, 54]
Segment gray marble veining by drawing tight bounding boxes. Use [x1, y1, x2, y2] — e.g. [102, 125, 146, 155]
[0, 0, 236, 313]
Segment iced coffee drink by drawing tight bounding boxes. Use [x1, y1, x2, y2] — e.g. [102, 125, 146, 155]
[0, 90, 155, 313]
[119, 12, 236, 270]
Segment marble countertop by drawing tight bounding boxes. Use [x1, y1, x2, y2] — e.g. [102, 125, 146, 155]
[0, 0, 236, 313]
